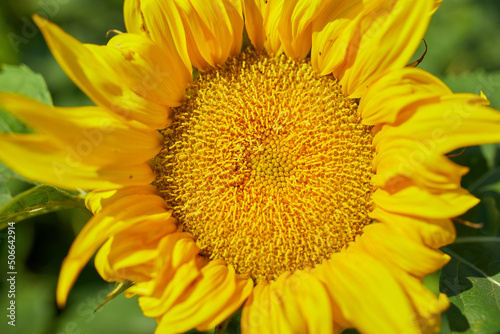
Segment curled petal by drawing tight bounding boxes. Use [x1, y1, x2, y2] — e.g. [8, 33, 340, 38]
[95, 214, 178, 283]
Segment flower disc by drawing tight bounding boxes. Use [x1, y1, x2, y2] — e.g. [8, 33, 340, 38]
[155, 50, 375, 281]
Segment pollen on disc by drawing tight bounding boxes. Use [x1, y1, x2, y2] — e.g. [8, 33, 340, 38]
[155, 49, 374, 282]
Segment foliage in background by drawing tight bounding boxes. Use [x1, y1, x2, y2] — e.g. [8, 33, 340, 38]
[0, 0, 499, 333]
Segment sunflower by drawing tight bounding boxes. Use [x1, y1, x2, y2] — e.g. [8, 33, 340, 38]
[1, 0, 500, 333]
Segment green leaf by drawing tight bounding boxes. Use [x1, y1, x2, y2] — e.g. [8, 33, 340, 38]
[0, 64, 53, 133]
[0, 185, 85, 228]
[0, 63, 53, 105]
[0, 19, 19, 64]
[0, 159, 33, 208]
[440, 71, 500, 110]
[468, 167, 500, 195]
[480, 144, 500, 170]
[476, 195, 500, 236]
[0, 161, 17, 207]
[341, 329, 360, 334]
[440, 241, 500, 333]
[0, 64, 55, 206]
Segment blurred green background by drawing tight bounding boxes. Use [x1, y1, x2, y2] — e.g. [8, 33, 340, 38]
[0, 0, 500, 333]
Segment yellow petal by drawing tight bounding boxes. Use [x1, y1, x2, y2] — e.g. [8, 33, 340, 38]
[0, 93, 162, 164]
[480, 90, 489, 103]
[354, 223, 450, 277]
[0, 93, 162, 190]
[277, 0, 327, 59]
[132, 0, 191, 72]
[242, 275, 296, 334]
[57, 192, 171, 307]
[95, 214, 177, 283]
[137, 0, 243, 71]
[373, 137, 469, 191]
[85, 185, 160, 214]
[93, 238, 114, 281]
[106, 33, 191, 108]
[180, 0, 244, 69]
[148, 255, 252, 333]
[242, 271, 334, 334]
[315, 0, 434, 97]
[242, 280, 270, 333]
[194, 264, 253, 331]
[359, 67, 452, 125]
[371, 207, 456, 248]
[373, 93, 500, 155]
[124, 0, 147, 35]
[432, 0, 443, 14]
[387, 267, 449, 333]
[282, 270, 334, 334]
[311, 0, 363, 75]
[34, 15, 189, 129]
[372, 186, 479, 219]
[136, 233, 202, 313]
[225, 0, 245, 57]
[0, 134, 155, 190]
[316, 252, 420, 334]
[345, 241, 450, 333]
[243, 0, 265, 51]
[243, 0, 284, 55]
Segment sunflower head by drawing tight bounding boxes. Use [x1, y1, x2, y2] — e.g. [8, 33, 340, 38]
[155, 49, 374, 282]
